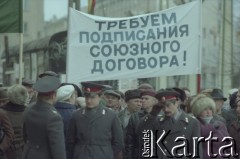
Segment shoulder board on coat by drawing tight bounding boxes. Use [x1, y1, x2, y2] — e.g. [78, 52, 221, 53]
[159, 115, 165, 122]
[51, 110, 60, 116]
[102, 109, 106, 115]
[185, 117, 189, 123]
[81, 108, 86, 114]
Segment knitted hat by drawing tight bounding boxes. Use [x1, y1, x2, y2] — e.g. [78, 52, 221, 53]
[57, 85, 75, 102]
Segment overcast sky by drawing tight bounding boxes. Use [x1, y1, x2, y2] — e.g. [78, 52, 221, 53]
[44, 0, 87, 21]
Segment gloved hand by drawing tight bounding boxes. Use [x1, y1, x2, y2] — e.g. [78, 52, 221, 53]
[150, 102, 165, 116]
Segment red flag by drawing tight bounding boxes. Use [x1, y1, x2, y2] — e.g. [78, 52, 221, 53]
[88, 0, 96, 14]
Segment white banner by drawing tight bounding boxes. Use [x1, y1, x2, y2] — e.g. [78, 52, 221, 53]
[67, 1, 201, 83]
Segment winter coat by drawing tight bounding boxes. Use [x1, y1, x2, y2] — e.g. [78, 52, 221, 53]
[198, 118, 229, 159]
[228, 120, 240, 158]
[142, 111, 202, 159]
[125, 110, 147, 159]
[21, 100, 66, 159]
[0, 109, 14, 159]
[1, 102, 25, 159]
[55, 102, 76, 137]
[55, 102, 76, 159]
[66, 104, 124, 159]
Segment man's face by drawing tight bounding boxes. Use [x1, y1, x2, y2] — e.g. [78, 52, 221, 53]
[236, 101, 240, 117]
[85, 94, 101, 108]
[214, 99, 224, 113]
[163, 99, 178, 117]
[237, 91, 240, 101]
[105, 94, 120, 108]
[141, 95, 157, 111]
[126, 98, 142, 113]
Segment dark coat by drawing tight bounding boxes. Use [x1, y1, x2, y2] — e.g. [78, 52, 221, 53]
[1, 102, 25, 159]
[66, 104, 124, 159]
[55, 102, 76, 137]
[228, 121, 240, 158]
[0, 109, 14, 159]
[199, 118, 229, 159]
[143, 111, 202, 159]
[125, 110, 147, 159]
[55, 102, 76, 159]
[21, 100, 66, 159]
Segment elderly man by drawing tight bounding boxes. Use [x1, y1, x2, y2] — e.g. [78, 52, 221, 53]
[67, 82, 124, 159]
[118, 89, 142, 137]
[104, 90, 122, 113]
[21, 76, 66, 159]
[125, 89, 158, 159]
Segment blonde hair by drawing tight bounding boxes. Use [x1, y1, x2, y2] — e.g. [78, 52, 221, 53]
[191, 94, 216, 117]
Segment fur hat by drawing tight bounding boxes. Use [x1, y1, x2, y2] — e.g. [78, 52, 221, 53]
[125, 89, 141, 102]
[191, 94, 216, 117]
[7, 84, 29, 105]
[56, 85, 75, 102]
[140, 90, 156, 97]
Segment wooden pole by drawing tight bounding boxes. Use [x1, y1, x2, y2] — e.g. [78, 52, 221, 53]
[19, 33, 23, 84]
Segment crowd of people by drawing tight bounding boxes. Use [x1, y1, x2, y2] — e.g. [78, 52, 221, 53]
[0, 70, 240, 159]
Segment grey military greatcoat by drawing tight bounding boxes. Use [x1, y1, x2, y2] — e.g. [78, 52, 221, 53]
[139, 111, 202, 159]
[21, 100, 66, 159]
[67, 104, 124, 159]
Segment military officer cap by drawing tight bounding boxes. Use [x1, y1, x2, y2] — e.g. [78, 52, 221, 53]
[104, 90, 121, 99]
[172, 87, 186, 102]
[81, 82, 105, 97]
[155, 88, 180, 100]
[38, 71, 58, 78]
[33, 76, 61, 93]
[22, 79, 35, 87]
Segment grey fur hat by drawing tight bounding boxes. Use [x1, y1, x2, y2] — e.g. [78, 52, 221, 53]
[191, 94, 216, 117]
[7, 84, 29, 105]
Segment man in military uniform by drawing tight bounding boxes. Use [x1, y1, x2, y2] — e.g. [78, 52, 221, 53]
[66, 82, 124, 159]
[21, 76, 66, 159]
[138, 89, 202, 159]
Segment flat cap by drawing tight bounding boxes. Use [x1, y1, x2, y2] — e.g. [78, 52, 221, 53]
[38, 71, 58, 78]
[104, 90, 121, 99]
[22, 79, 35, 86]
[155, 88, 180, 100]
[33, 76, 61, 93]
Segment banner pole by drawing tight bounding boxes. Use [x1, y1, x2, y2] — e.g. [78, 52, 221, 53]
[19, 33, 23, 84]
[197, 74, 201, 93]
